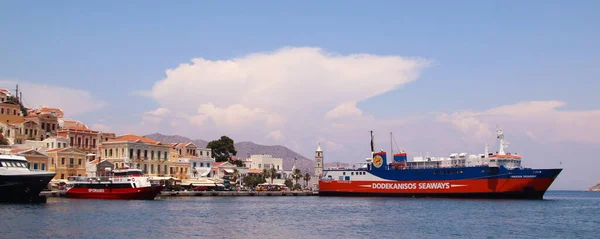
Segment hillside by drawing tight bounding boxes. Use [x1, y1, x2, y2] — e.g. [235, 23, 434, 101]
[586, 184, 600, 192]
[144, 133, 315, 175]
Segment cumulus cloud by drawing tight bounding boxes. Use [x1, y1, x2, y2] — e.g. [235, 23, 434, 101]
[0, 80, 105, 116]
[437, 101, 600, 144]
[138, 47, 429, 144]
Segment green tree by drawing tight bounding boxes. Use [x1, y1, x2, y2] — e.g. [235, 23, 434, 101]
[5, 96, 27, 116]
[284, 178, 293, 188]
[303, 173, 311, 189]
[291, 169, 302, 189]
[269, 167, 277, 184]
[207, 136, 237, 162]
[242, 175, 265, 189]
[0, 136, 9, 145]
[231, 169, 240, 188]
[262, 168, 271, 181]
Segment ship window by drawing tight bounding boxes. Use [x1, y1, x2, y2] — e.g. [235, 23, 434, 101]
[351, 172, 354, 175]
[343, 172, 345, 175]
[0, 162, 5, 167]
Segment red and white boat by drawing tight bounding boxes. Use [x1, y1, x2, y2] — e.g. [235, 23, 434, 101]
[65, 168, 163, 200]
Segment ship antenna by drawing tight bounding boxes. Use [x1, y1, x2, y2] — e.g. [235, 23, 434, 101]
[370, 130, 374, 155]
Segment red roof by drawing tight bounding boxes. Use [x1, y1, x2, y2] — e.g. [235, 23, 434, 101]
[107, 134, 160, 144]
[10, 148, 28, 153]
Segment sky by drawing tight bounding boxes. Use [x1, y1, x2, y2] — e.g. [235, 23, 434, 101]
[1, 1, 599, 189]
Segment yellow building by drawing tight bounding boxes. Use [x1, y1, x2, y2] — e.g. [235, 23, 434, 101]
[0, 101, 23, 124]
[99, 134, 170, 177]
[46, 147, 87, 180]
[10, 148, 50, 171]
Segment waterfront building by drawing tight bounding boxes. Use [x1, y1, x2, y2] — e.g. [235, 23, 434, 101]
[243, 154, 283, 171]
[212, 161, 237, 179]
[99, 134, 170, 177]
[0, 101, 24, 124]
[86, 159, 114, 177]
[10, 148, 50, 171]
[57, 125, 114, 155]
[46, 147, 87, 179]
[0, 119, 39, 144]
[170, 158, 190, 179]
[60, 119, 86, 129]
[24, 111, 59, 140]
[0, 88, 11, 102]
[315, 144, 324, 178]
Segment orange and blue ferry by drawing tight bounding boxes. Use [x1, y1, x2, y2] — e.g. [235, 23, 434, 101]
[319, 128, 562, 199]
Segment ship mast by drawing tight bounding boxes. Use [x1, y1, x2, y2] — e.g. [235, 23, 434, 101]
[496, 126, 509, 155]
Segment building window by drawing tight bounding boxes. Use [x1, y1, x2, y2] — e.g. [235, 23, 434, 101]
[164, 151, 167, 160]
[25, 129, 28, 134]
[63, 143, 67, 148]
[33, 163, 38, 170]
[193, 162, 197, 167]
[129, 149, 133, 158]
[92, 138, 96, 148]
[109, 149, 113, 157]
[143, 164, 147, 173]
[69, 158, 74, 166]
[47, 143, 49, 148]
[61, 174, 64, 179]
[200, 163, 204, 167]
[70, 137, 74, 146]
[77, 137, 81, 147]
[52, 124, 56, 130]
[13, 109, 16, 115]
[151, 151, 154, 160]
[207, 163, 210, 167]
[151, 164, 154, 174]
[121, 148, 124, 158]
[41, 163, 45, 170]
[144, 150, 147, 159]
[78, 158, 82, 165]
[137, 149, 141, 159]
[85, 138, 89, 148]
[41, 123, 45, 129]
[61, 158, 65, 165]
[1, 108, 3, 114]
[52, 158, 54, 164]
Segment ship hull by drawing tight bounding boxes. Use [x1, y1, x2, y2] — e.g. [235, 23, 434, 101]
[0, 172, 56, 203]
[319, 168, 562, 200]
[65, 185, 163, 200]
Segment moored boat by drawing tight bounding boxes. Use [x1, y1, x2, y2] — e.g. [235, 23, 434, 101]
[318, 128, 562, 199]
[65, 167, 162, 200]
[0, 154, 56, 203]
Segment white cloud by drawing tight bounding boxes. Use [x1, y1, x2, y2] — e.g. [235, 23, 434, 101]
[325, 101, 363, 119]
[137, 47, 429, 145]
[267, 130, 284, 141]
[90, 123, 113, 133]
[437, 101, 600, 144]
[0, 80, 105, 116]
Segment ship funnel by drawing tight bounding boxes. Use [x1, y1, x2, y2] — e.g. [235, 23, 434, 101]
[372, 151, 387, 170]
[393, 152, 407, 162]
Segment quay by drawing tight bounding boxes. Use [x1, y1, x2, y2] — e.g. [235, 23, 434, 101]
[40, 190, 318, 197]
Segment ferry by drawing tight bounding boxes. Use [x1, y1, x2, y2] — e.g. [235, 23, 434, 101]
[318, 128, 562, 199]
[0, 154, 56, 203]
[65, 167, 163, 200]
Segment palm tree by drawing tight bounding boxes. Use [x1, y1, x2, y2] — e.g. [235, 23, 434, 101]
[262, 168, 271, 181]
[292, 168, 302, 187]
[303, 173, 311, 189]
[231, 169, 240, 188]
[269, 167, 277, 184]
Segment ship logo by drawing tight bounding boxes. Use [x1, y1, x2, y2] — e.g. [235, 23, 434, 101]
[373, 155, 383, 168]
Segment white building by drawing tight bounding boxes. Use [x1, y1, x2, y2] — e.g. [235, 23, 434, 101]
[243, 154, 283, 171]
[189, 157, 215, 179]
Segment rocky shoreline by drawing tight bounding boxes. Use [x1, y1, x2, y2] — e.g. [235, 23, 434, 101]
[585, 184, 600, 192]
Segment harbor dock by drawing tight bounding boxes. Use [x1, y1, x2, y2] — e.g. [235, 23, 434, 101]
[40, 190, 318, 197]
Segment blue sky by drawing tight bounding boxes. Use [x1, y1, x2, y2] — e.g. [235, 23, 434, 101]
[1, 1, 599, 189]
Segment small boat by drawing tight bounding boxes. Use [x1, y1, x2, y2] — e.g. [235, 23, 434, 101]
[65, 167, 163, 200]
[0, 154, 56, 203]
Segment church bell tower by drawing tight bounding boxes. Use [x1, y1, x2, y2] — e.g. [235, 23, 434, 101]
[315, 144, 323, 178]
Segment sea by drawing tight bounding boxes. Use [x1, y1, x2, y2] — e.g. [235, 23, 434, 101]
[1, 191, 598, 239]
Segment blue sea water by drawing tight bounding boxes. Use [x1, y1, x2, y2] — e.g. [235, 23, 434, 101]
[1, 191, 598, 239]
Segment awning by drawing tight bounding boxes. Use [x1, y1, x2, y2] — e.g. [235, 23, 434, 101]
[224, 168, 234, 173]
[193, 167, 211, 177]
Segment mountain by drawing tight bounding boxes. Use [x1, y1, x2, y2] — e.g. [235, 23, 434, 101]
[144, 133, 315, 175]
[586, 184, 600, 192]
